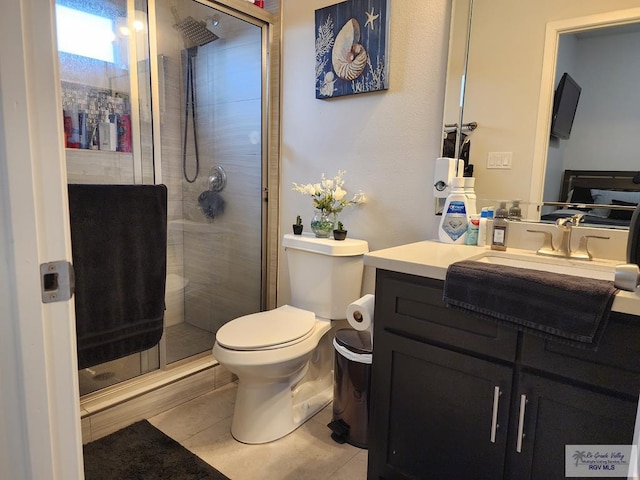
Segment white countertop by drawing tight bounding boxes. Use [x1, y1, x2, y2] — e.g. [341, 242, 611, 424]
[364, 240, 640, 316]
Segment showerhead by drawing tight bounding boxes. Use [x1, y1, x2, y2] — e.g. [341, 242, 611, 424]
[171, 6, 219, 48]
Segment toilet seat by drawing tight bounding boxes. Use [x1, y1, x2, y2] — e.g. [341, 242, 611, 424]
[216, 305, 316, 351]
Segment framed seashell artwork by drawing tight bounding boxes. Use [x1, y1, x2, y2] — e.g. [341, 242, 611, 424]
[315, 0, 390, 99]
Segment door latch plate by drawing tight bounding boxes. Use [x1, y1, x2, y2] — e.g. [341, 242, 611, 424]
[40, 261, 74, 303]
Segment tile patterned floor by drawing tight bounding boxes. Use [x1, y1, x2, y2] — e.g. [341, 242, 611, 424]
[149, 382, 368, 480]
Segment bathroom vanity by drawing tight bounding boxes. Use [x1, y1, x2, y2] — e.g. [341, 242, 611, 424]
[364, 241, 640, 479]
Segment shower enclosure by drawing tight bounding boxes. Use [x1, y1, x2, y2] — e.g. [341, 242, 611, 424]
[55, 0, 267, 396]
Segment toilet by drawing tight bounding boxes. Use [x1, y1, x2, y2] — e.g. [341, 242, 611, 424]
[212, 233, 369, 444]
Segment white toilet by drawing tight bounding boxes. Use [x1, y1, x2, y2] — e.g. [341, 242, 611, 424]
[212, 233, 369, 444]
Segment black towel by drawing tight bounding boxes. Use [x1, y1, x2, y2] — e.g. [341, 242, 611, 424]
[443, 260, 618, 349]
[68, 184, 167, 369]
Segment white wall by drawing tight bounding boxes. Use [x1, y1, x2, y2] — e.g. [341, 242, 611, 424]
[279, 0, 451, 298]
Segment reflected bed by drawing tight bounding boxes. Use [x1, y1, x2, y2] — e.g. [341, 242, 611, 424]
[541, 170, 640, 227]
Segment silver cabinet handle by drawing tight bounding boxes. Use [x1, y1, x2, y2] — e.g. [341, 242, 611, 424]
[490, 386, 501, 443]
[516, 394, 527, 453]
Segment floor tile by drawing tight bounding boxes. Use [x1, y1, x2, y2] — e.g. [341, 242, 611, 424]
[149, 383, 236, 443]
[150, 383, 368, 479]
[331, 450, 368, 480]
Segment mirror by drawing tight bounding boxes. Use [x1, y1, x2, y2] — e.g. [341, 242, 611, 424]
[447, 0, 640, 225]
[441, 0, 473, 163]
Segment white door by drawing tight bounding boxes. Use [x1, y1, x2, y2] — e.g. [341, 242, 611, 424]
[0, 0, 83, 478]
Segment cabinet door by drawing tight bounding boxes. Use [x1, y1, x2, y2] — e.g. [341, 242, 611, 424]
[368, 332, 513, 480]
[506, 373, 637, 480]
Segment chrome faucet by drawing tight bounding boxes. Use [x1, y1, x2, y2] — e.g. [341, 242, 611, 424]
[527, 214, 609, 260]
[555, 215, 582, 256]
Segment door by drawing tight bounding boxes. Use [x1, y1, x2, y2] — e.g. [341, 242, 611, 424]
[506, 372, 637, 480]
[369, 332, 513, 480]
[0, 0, 83, 478]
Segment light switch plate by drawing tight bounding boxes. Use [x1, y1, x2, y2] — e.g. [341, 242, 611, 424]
[487, 152, 513, 169]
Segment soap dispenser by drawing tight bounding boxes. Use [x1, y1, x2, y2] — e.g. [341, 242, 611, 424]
[491, 201, 509, 251]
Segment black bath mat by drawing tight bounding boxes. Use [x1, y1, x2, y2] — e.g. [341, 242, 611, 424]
[83, 420, 229, 479]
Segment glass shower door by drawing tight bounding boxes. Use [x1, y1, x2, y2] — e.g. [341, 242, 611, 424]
[55, 0, 159, 395]
[158, 1, 265, 364]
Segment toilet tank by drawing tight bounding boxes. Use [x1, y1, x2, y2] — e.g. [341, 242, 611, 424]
[282, 233, 369, 320]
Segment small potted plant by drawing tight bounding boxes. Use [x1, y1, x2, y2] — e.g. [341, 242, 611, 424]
[293, 215, 304, 235]
[333, 221, 347, 241]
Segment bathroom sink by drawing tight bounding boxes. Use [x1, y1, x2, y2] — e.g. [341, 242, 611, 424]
[470, 252, 616, 281]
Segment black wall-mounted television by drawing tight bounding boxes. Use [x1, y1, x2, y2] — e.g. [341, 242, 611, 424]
[550, 72, 581, 139]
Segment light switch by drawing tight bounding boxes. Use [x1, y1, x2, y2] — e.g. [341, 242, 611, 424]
[487, 152, 513, 169]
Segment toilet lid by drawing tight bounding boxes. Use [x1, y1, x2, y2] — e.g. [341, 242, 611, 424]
[216, 305, 316, 350]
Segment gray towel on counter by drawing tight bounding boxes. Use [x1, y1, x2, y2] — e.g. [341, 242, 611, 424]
[443, 260, 618, 350]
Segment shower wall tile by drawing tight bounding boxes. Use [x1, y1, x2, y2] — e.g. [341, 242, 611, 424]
[209, 99, 262, 158]
[192, 107, 213, 163]
[208, 43, 262, 104]
[184, 285, 212, 331]
[167, 201, 184, 228]
[66, 150, 135, 184]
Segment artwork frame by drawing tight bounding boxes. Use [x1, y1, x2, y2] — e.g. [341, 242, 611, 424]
[315, 0, 390, 99]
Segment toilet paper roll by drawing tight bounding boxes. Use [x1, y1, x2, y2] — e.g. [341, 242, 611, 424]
[346, 294, 375, 346]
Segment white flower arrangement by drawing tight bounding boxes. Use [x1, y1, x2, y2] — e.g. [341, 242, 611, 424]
[292, 170, 365, 221]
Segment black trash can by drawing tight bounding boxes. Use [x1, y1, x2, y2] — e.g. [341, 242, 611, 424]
[328, 328, 372, 449]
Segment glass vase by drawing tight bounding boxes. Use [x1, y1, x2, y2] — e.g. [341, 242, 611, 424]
[310, 210, 334, 238]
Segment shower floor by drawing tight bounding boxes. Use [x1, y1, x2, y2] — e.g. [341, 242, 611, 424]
[78, 354, 151, 396]
[166, 322, 215, 364]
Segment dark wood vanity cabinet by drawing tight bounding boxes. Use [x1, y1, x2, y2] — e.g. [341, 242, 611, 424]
[506, 373, 636, 479]
[368, 269, 639, 480]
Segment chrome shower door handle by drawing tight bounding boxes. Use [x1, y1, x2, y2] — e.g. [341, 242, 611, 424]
[516, 394, 528, 453]
[490, 386, 501, 443]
